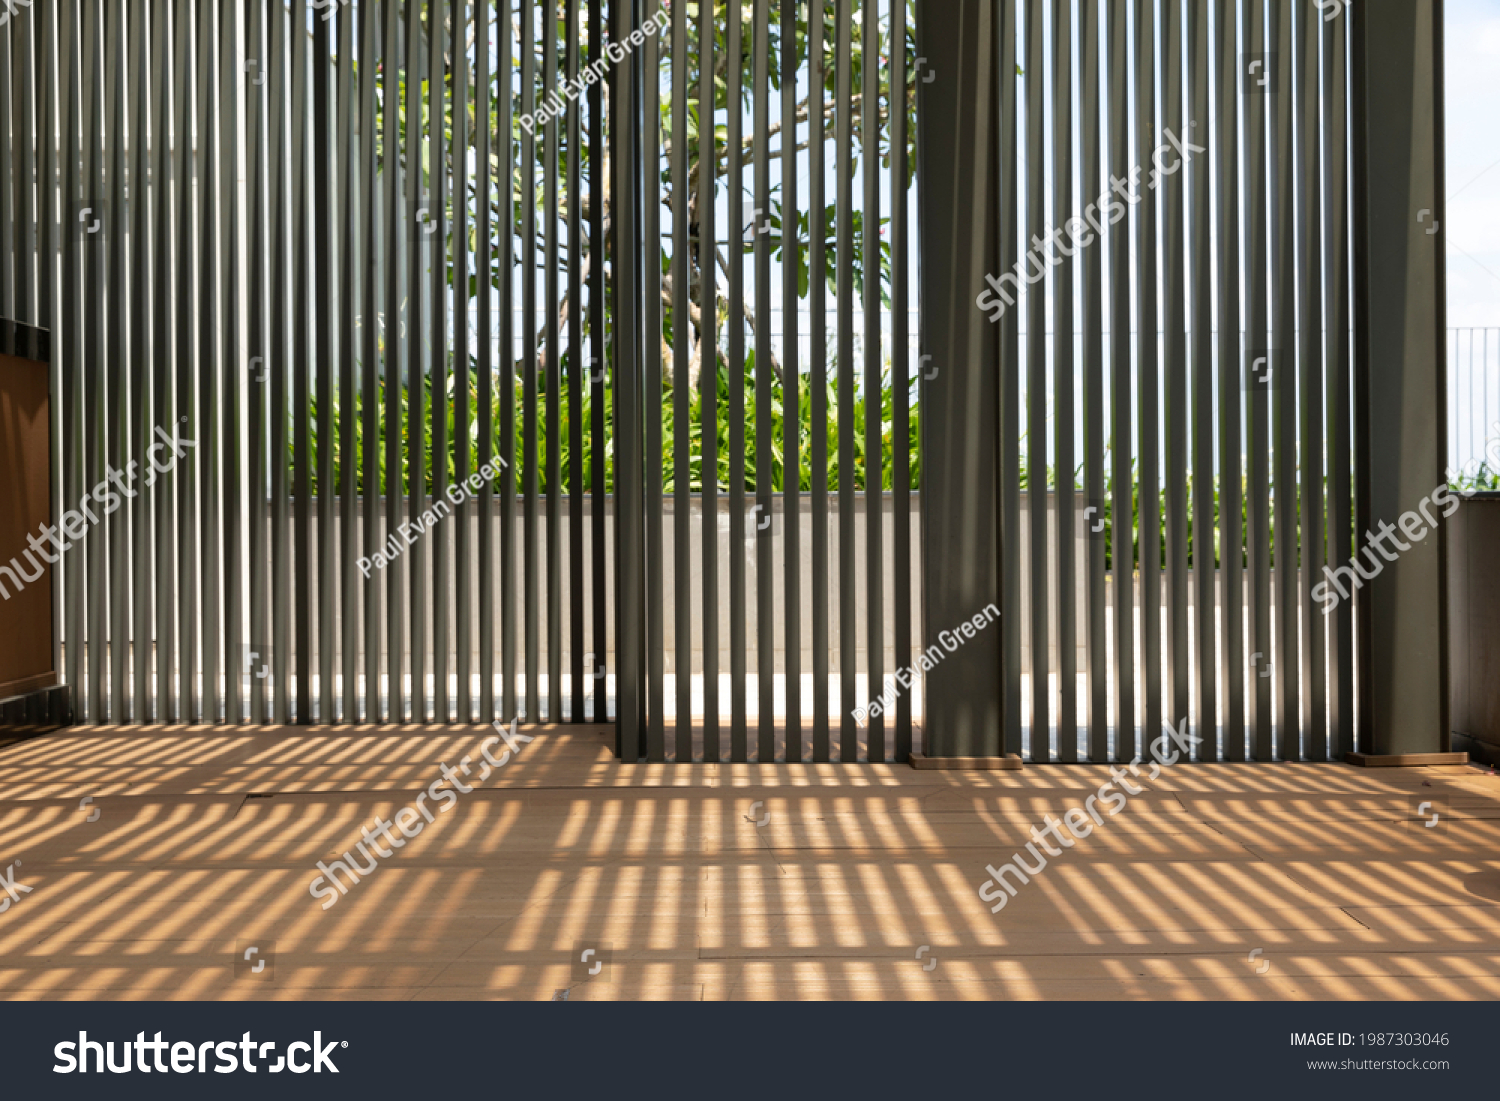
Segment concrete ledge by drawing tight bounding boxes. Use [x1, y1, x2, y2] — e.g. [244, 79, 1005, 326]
[909, 752, 1023, 771]
[0, 671, 57, 698]
[1343, 750, 1469, 767]
[0, 683, 72, 750]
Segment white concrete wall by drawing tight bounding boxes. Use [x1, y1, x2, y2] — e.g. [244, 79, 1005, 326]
[281, 493, 1283, 681]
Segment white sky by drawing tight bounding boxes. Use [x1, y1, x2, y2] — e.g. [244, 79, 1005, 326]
[1445, 0, 1500, 327]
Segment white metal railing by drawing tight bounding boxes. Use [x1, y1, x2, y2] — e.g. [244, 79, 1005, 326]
[1449, 328, 1500, 482]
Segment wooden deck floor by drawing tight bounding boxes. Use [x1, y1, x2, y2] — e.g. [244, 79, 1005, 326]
[1, 724, 1497, 1001]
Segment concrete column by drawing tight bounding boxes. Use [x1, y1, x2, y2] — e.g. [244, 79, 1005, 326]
[1351, 0, 1451, 758]
[914, 0, 1003, 758]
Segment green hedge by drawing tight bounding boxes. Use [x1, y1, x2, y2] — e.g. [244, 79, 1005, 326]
[303, 351, 921, 497]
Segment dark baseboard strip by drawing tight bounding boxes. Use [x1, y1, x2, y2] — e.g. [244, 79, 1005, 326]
[909, 752, 1024, 771]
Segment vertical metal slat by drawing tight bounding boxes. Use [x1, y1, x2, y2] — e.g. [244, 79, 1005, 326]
[522, 0, 539, 721]
[197, 0, 222, 726]
[586, 0, 603, 725]
[698, 0, 719, 759]
[246, 0, 269, 725]
[890, 0, 910, 763]
[809, 0, 828, 762]
[218, 0, 243, 727]
[1024, 0, 1046, 761]
[336, 0, 359, 724]
[835, 0, 854, 761]
[861, 0, 883, 762]
[384, 0, 406, 721]
[150, 3, 177, 723]
[1162, 0, 1189, 748]
[754, 0, 773, 761]
[455, 0, 473, 724]
[1323, 3, 1353, 760]
[426, 0, 447, 724]
[106, 0, 128, 724]
[129, 0, 153, 722]
[361, 0, 382, 724]
[671, 0, 691, 757]
[1133, 0, 1161, 755]
[270, 0, 292, 724]
[406, 0, 428, 724]
[1296, 0, 1325, 760]
[1107, 0, 1133, 761]
[1215, 0, 1244, 761]
[998, 0, 1021, 758]
[60, 0, 84, 717]
[567, 0, 585, 726]
[1052, 0, 1077, 762]
[1270, 0, 1297, 760]
[85, 0, 106, 723]
[291, 0, 312, 724]
[1082, 0, 1107, 763]
[1244, 0, 1271, 761]
[312, 0, 336, 725]
[727, 0, 747, 761]
[645, 0, 665, 758]
[1189, 0, 1216, 758]
[478, 0, 496, 724]
[544, 0, 561, 723]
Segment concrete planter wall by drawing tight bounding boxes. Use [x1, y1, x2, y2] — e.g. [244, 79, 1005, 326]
[1449, 495, 1500, 765]
[256, 491, 1292, 678]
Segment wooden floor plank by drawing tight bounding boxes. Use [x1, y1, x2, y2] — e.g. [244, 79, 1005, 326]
[0, 728, 1496, 1000]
